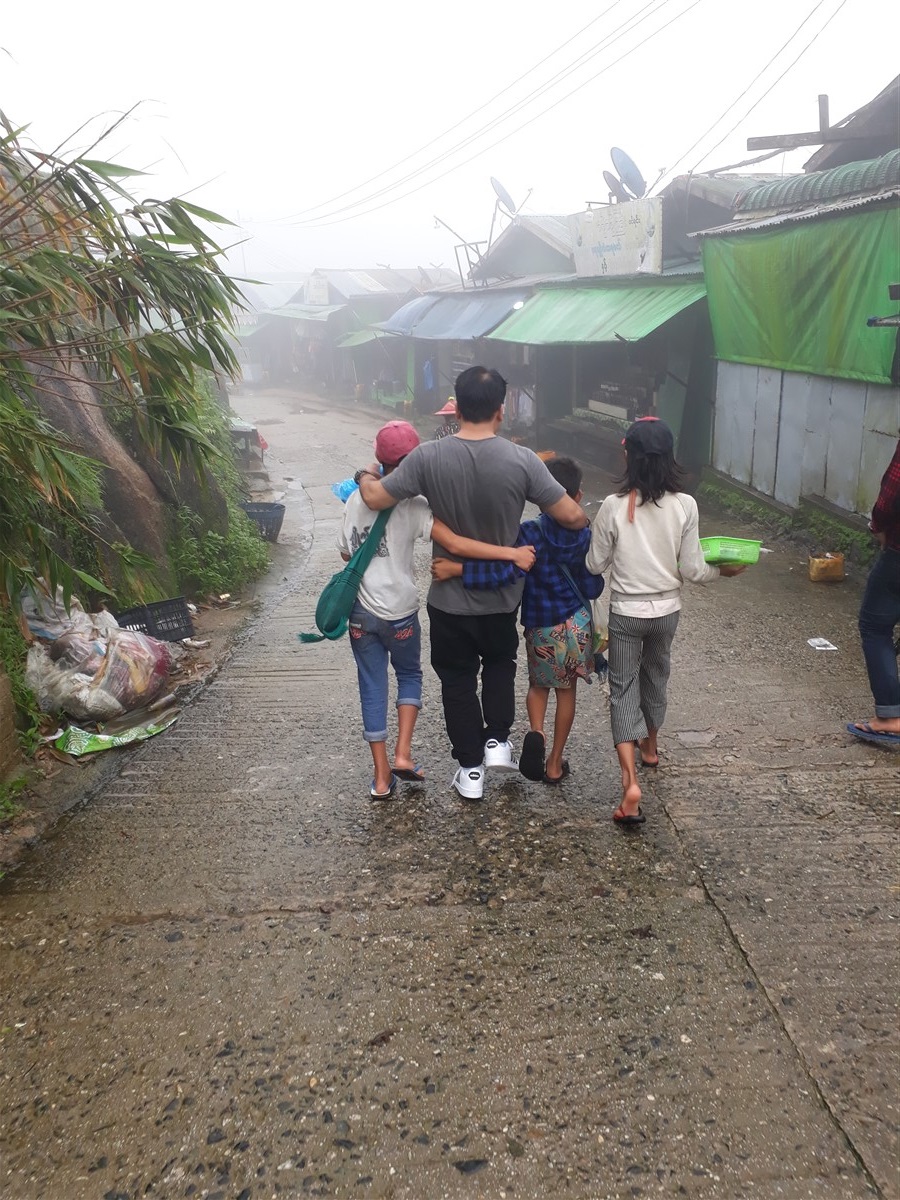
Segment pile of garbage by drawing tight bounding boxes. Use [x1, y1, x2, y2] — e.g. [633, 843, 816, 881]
[23, 589, 180, 756]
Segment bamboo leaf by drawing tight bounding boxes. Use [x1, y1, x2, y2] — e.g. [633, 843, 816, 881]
[79, 158, 146, 180]
[72, 567, 113, 594]
[172, 199, 235, 226]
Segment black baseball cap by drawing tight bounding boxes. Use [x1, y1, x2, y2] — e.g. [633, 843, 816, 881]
[623, 416, 674, 455]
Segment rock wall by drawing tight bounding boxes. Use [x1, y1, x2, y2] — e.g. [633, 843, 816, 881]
[32, 359, 230, 601]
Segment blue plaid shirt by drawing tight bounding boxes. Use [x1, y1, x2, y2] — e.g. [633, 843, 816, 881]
[461, 515, 604, 629]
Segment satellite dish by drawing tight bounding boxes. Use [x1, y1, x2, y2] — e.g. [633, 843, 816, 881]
[603, 169, 632, 203]
[490, 176, 518, 216]
[610, 147, 647, 199]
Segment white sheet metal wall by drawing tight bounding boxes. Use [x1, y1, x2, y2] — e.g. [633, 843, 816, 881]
[713, 362, 899, 516]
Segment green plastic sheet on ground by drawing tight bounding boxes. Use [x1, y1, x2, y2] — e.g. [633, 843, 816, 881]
[55, 710, 179, 756]
[701, 206, 900, 384]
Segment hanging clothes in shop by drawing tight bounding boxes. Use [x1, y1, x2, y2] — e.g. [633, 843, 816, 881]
[506, 386, 535, 426]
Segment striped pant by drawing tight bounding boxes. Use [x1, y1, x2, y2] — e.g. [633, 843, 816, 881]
[607, 611, 680, 745]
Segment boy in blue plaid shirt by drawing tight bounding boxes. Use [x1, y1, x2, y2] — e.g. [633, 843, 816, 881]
[432, 456, 604, 784]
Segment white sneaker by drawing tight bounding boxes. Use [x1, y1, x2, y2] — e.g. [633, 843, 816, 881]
[483, 739, 519, 773]
[452, 765, 485, 801]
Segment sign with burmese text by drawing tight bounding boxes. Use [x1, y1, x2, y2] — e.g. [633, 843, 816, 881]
[570, 197, 662, 277]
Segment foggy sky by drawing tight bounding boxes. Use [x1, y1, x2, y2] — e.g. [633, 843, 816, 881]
[3, 0, 896, 281]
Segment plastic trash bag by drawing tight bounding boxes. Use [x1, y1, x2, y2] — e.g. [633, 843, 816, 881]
[26, 628, 173, 721]
[93, 629, 173, 712]
[21, 587, 95, 641]
[48, 630, 107, 676]
[21, 585, 120, 641]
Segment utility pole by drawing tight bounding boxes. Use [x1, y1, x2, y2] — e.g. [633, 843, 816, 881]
[746, 94, 873, 152]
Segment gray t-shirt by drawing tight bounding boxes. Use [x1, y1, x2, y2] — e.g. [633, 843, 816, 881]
[382, 435, 565, 615]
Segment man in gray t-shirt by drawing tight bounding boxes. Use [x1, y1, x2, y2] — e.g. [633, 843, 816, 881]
[383, 433, 565, 616]
[357, 366, 586, 800]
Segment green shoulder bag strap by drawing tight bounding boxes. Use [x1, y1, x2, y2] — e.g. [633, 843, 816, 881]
[560, 563, 607, 674]
[298, 507, 393, 643]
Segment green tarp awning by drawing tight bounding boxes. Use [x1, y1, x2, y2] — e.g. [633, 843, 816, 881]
[487, 281, 706, 344]
[701, 207, 900, 385]
[334, 329, 390, 348]
[263, 304, 345, 322]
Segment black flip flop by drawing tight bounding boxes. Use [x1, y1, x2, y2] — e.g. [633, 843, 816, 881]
[542, 760, 570, 786]
[613, 806, 645, 826]
[519, 731, 546, 781]
[393, 764, 426, 782]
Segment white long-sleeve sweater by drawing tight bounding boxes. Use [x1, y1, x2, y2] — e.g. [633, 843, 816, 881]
[586, 491, 719, 616]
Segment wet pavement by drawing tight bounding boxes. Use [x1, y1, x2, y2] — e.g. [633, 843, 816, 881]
[1, 390, 898, 1199]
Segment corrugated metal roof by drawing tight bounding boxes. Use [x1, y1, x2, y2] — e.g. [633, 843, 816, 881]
[516, 214, 574, 254]
[694, 188, 900, 237]
[263, 303, 346, 321]
[661, 173, 784, 208]
[376, 294, 442, 335]
[411, 291, 531, 340]
[249, 280, 310, 310]
[488, 281, 706, 345]
[231, 323, 263, 340]
[306, 267, 458, 299]
[539, 266, 703, 285]
[472, 215, 574, 282]
[736, 150, 900, 214]
[466, 274, 577, 291]
[334, 329, 393, 348]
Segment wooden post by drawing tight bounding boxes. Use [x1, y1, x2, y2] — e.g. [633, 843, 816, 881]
[818, 94, 829, 134]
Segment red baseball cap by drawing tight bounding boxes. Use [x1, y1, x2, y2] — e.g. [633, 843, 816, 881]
[374, 420, 420, 466]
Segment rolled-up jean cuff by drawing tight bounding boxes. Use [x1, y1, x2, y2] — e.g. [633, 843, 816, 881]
[875, 704, 900, 719]
[362, 728, 388, 744]
[396, 696, 422, 710]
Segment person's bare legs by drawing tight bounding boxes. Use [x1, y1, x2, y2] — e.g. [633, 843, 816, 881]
[639, 728, 659, 766]
[614, 739, 642, 817]
[393, 704, 420, 774]
[545, 685, 577, 780]
[369, 741, 393, 795]
[526, 685, 550, 736]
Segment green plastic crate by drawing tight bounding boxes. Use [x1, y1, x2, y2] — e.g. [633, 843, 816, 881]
[699, 536, 761, 565]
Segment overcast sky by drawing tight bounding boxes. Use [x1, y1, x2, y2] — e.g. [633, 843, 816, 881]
[3, 0, 897, 281]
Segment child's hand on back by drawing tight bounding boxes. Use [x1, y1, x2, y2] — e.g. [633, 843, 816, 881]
[431, 557, 463, 581]
[512, 545, 537, 572]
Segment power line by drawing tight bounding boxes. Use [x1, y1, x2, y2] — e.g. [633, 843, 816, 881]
[291, 0, 672, 226]
[299, 0, 704, 229]
[656, 0, 849, 188]
[285, 2, 628, 221]
[282, 0, 662, 226]
[687, 0, 850, 174]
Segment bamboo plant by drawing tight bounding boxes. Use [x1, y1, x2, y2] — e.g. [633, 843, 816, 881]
[0, 109, 245, 609]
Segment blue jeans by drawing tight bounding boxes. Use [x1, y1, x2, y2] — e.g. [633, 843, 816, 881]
[349, 602, 423, 742]
[858, 548, 900, 718]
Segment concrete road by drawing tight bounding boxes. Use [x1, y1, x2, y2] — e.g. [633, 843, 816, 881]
[1, 390, 897, 1200]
